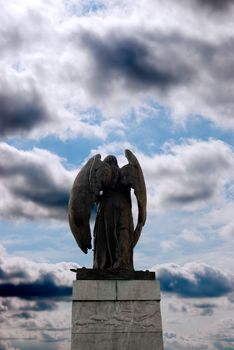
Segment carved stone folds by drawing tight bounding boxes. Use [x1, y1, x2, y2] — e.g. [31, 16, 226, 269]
[71, 279, 164, 350]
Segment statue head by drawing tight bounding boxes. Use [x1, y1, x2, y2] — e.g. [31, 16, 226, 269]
[103, 155, 119, 167]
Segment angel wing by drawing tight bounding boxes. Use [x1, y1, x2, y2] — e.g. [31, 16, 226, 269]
[68, 155, 111, 254]
[120, 149, 147, 247]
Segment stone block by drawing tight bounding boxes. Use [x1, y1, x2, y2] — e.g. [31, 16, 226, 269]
[72, 280, 116, 300]
[72, 301, 162, 333]
[71, 278, 164, 350]
[71, 332, 164, 350]
[116, 280, 160, 300]
[72, 279, 161, 301]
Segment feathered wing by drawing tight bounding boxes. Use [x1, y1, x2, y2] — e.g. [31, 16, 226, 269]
[120, 149, 147, 247]
[68, 154, 111, 254]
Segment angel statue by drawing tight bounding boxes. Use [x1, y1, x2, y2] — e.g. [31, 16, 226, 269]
[68, 150, 147, 271]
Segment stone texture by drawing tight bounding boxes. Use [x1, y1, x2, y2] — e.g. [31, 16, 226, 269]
[117, 280, 160, 300]
[71, 279, 164, 350]
[72, 301, 162, 333]
[72, 280, 161, 301]
[71, 332, 163, 350]
[73, 280, 116, 300]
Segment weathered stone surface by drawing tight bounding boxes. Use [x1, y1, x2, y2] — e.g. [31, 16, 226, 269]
[71, 279, 164, 350]
[72, 301, 162, 333]
[72, 280, 160, 301]
[72, 280, 116, 301]
[117, 280, 161, 300]
[71, 332, 164, 350]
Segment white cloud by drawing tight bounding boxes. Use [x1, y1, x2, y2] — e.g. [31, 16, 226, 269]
[180, 229, 204, 243]
[0, 142, 75, 220]
[89, 139, 234, 213]
[153, 262, 234, 299]
[140, 139, 234, 212]
[0, 244, 75, 350]
[1, 138, 233, 230]
[160, 240, 178, 252]
[0, 244, 234, 350]
[1, 0, 234, 141]
[158, 262, 234, 350]
[219, 222, 234, 240]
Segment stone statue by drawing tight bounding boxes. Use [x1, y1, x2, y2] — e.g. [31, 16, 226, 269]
[68, 149, 146, 271]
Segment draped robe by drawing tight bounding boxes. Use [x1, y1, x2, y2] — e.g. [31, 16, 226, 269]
[93, 165, 134, 270]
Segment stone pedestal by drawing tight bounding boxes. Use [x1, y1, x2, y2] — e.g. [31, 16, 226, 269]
[71, 272, 164, 350]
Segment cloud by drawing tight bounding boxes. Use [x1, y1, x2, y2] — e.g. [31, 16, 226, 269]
[165, 340, 209, 350]
[80, 30, 192, 93]
[0, 342, 20, 350]
[194, 0, 233, 11]
[0, 1, 110, 141]
[76, 25, 234, 129]
[2, 138, 232, 222]
[164, 332, 177, 340]
[0, 87, 48, 138]
[154, 262, 234, 297]
[0, 0, 234, 141]
[219, 222, 234, 240]
[14, 312, 33, 319]
[0, 246, 73, 349]
[163, 301, 234, 350]
[193, 303, 217, 316]
[0, 246, 74, 300]
[88, 139, 234, 215]
[0, 244, 233, 350]
[0, 143, 76, 220]
[180, 229, 204, 243]
[214, 341, 234, 350]
[0, 274, 72, 300]
[168, 303, 187, 313]
[139, 139, 234, 211]
[20, 300, 58, 312]
[160, 240, 178, 252]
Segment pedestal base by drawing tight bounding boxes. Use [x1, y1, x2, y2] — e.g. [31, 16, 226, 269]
[71, 277, 164, 350]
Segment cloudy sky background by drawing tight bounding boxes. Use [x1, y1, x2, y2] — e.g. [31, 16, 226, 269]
[0, 0, 234, 349]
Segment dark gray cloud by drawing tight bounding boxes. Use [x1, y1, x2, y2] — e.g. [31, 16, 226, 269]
[168, 187, 214, 205]
[0, 343, 19, 350]
[41, 332, 67, 343]
[195, 0, 233, 11]
[13, 187, 69, 209]
[142, 139, 234, 211]
[13, 312, 33, 319]
[156, 263, 234, 298]
[0, 344, 8, 350]
[194, 303, 217, 316]
[0, 251, 73, 349]
[0, 0, 233, 141]
[0, 248, 73, 302]
[0, 273, 71, 300]
[20, 301, 58, 312]
[0, 90, 48, 138]
[164, 332, 177, 340]
[214, 340, 234, 350]
[168, 303, 187, 313]
[80, 31, 194, 94]
[73, 24, 234, 128]
[0, 267, 28, 280]
[0, 143, 73, 220]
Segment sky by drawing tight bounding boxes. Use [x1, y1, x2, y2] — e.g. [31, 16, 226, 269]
[0, 0, 234, 349]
